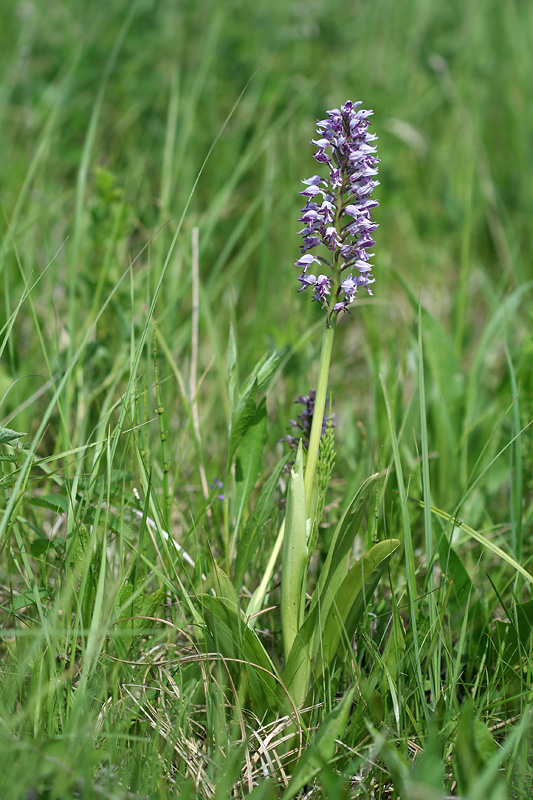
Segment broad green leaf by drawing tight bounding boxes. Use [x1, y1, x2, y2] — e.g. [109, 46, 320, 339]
[198, 594, 279, 711]
[228, 379, 257, 465]
[0, 427, 26, 446]
[316, 539, 400, 674]
[233, 397, 267, 536]
[234, 452, 290, 588]
[281, 685, 356, 800]
[311, 473, 379, 622]
[281, 442, 308, 658]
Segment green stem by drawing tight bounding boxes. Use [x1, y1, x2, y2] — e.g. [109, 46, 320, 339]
[304, 318, 336, 510]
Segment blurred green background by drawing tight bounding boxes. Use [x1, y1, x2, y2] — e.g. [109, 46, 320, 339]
[2, 0, 531, 508]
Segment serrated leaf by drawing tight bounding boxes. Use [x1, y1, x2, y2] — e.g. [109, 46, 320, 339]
[281, 685, 356, 800]
[316, 539, 400, 674]
[29, 494, 70, 514]
[0, 427, 26, 446]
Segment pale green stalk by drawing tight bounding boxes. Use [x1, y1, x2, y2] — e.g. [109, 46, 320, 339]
[246, 316, 336, 620]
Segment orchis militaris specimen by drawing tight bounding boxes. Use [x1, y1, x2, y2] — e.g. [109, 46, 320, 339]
[298, 101, 379, 508]
[247, 100, 378, 621]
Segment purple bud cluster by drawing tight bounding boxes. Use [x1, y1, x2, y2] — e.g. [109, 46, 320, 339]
[282, 390, 335, 451]
[296, 101, 379, 318]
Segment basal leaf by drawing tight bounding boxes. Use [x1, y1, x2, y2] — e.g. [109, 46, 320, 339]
[316, 539, 400, 674]
[311, 473, 379, 623]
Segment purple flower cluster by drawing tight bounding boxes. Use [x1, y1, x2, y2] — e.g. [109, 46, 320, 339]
[296, 101, 379, 318]
[282, 390, 335, 451]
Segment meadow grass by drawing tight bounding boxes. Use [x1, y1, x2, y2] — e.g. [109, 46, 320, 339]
[1, 0, 532, 797]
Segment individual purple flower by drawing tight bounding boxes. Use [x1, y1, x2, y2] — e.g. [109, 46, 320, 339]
[209, 478, 225, 501]
[296, 101, 379, 320]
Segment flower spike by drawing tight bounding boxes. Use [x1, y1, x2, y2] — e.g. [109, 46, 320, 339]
[296, 101, 379, 320]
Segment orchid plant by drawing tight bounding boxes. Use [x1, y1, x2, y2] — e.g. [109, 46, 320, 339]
[198, 102, 399, 713]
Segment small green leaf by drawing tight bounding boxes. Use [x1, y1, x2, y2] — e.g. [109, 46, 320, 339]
[9, 589, 47, 612]
[281, 685, 356, 800]
[69, 523, 91, 574]
[240, 349, 284, 398]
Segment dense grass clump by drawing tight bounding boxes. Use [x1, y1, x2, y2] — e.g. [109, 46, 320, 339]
[1, 1, 532, 798]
